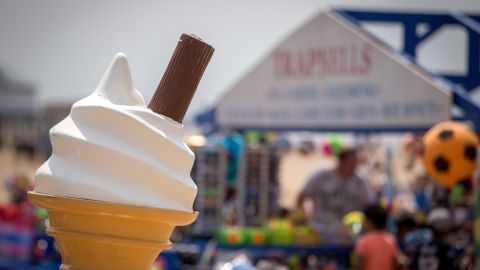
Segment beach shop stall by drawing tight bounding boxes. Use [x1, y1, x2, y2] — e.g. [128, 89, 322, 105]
[191, 9, 480, 270]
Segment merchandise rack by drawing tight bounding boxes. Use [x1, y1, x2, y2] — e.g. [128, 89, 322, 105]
[190, 146, 227, 235]
[237, 145, 280, 226]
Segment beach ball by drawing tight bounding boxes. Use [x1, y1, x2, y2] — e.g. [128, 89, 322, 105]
[422, 121, 479, 188]
[328, 133, 344, 157]
[321, 142, 333, 156]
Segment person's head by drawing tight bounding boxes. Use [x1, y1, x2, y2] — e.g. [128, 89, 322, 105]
[426, 207, 452, 238]
[396, 214, 417, 237]
[337, 148, 358, 177]
[363, 205, 388, 232]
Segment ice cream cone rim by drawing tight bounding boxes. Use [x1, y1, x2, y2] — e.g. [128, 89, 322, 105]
[28, 191, 198, 225]
[47, 227, 172, 249]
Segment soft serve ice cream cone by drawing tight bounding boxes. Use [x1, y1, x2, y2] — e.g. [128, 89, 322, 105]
[29, 34, 214, 270]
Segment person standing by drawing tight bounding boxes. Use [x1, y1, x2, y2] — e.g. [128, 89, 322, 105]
[410, 208, 460, 270]
[354, 205, 403, 270]
[297, 148, 373, 230]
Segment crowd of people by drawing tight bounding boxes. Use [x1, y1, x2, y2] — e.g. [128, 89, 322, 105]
[297, 147, 476, 270]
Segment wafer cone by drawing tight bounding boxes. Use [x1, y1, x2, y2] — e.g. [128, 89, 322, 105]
[28, 192, 197, 270]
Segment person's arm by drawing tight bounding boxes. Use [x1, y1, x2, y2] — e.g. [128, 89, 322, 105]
[394, 252, 409, 270]
[296, 191, 308, 209]
[296, 172, 319, 210]
[391, 235, 408, 270]
[354, 237, 366, 270]
[355, 254, 365, 270]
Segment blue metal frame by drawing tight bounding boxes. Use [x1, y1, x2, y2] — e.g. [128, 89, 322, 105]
[336, 9, 480, 132]
[339, 10, 480, 92]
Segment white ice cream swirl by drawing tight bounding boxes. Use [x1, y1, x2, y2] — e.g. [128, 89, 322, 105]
[34, 53, 197, 212]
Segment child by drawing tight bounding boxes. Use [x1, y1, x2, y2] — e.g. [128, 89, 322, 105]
[410, 207, 459, 270]
[354, 205, 402, 270]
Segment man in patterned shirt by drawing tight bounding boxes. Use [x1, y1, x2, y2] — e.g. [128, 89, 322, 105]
[297, 148, 373, 233]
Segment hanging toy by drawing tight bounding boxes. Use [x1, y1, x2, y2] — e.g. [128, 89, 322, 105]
[422, 121, 479, 188]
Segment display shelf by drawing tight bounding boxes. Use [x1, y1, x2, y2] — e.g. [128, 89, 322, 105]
[237, 145, 280, 226]
[0, 259, 60, 270]
[217, 243, 352, 268]
[216, 243, 353, 255]
[190, 146, 227, 235]
[179, 239, 353, 269]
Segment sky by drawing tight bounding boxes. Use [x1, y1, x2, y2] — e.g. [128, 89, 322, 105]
[1, 0, 479, 121]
